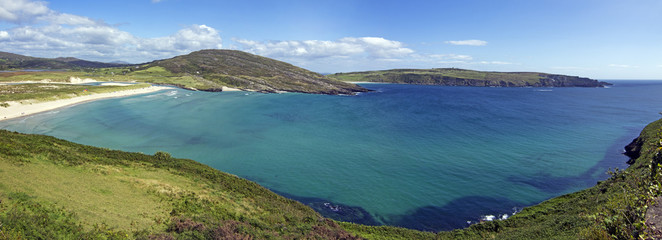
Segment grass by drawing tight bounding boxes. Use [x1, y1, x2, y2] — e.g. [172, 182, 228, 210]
[0, 83, 151, 105]
[0, 71, 88, 82]
[2, 118, 660, 239]
[329, 68, 607, 87]
[0, 130, 360, 239]
[0, 159, 169, 231]
[2, 50, 369, 94]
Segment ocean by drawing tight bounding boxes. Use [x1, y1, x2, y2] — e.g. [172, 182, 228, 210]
[3, 81, 662, 231]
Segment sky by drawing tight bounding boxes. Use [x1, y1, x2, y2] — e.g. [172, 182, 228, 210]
[0, 0, 660, 79]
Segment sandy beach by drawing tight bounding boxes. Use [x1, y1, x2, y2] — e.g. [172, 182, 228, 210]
[0, 85, 173, 121]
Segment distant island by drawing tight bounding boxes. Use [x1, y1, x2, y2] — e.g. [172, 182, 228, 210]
[329, 68, 611, 88]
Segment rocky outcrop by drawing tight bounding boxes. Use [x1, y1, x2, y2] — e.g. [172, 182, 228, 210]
[624, 137, 644, 164]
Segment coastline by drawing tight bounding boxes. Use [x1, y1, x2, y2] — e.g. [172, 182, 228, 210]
[0, 85, 173, 121]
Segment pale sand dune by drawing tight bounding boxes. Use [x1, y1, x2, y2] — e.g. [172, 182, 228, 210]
[222, 86, 242, 91]
[0, 86, 173, 121]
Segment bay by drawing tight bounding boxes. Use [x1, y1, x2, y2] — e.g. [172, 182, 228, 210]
[3, 81, 662, 231]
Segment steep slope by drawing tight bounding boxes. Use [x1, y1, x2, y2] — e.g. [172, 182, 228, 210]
[0, 130, 360, 239]
[329, 68, 611, 87]
[0, 51, 122, 70]
[144, 49, 368, 94]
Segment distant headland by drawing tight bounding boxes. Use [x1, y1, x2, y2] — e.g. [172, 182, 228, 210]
[329, 68, 611, 88]
[2, 50, 610, 97]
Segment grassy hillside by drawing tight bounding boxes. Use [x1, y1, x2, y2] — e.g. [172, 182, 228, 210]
[329, 68, 611, 87]
[0, 130, 361, 239]
[0, 50, 369, 95]
[2, 117, 662, 239]
[0, 51, 122, 70]
[142, 49, 368, 94]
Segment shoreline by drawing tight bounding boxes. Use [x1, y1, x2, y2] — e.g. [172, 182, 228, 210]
[0, 85, 173, 121]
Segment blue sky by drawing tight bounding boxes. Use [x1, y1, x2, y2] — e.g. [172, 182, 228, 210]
[0, 0, 660, 79]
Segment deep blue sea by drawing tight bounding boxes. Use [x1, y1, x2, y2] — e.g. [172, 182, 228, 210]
[3, 81, 662, 231]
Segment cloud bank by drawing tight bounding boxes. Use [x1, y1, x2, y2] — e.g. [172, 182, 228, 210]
[236, 37, 414, 60]
[0, 0, 512, 72]
[0, 0, 222, 62]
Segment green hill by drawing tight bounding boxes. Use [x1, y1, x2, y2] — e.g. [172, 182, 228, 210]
[0, 51, 123, 70]
[0, 50, 369, 95]
[143, 49, 368, 94]
[2, 117, 661, 239]
[0, 130, 362, 239]
[329, 68, 611, 87]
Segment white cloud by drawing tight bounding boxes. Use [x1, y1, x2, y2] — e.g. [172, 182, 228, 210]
[445, 39, 488, 46]
[42, 13, 96, 26]
[236, 37, 414, 60]
[0, 0, 95, 25]
[0, 0, 223, 63]
[0, 0, 50, 23]
[138, 24, 222, 57]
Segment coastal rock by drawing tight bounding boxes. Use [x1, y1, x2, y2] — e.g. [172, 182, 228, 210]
[624, 137, 644, 164]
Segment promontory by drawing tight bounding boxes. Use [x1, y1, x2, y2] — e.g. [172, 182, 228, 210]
[329, 68, 611, 87]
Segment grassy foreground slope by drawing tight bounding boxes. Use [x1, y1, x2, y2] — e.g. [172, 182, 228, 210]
[329, 68, 611, 87]
[2, 117, 662, 239]
[0, 130, 361, 239]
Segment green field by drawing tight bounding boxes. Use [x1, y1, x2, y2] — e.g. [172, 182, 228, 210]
[0, 83, 151, 107]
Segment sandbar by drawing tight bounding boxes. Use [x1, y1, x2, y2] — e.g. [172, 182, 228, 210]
[0, 85, 173, 121]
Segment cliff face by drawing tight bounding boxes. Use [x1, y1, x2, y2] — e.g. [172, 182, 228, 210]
[329, 68, 611, 88]
[538, 74, 608, 87]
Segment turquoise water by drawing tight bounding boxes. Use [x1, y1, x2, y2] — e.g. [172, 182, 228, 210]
[3, 81, 662, 231]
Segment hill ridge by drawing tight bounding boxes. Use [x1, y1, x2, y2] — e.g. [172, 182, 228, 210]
[329, 68, 611, 87]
